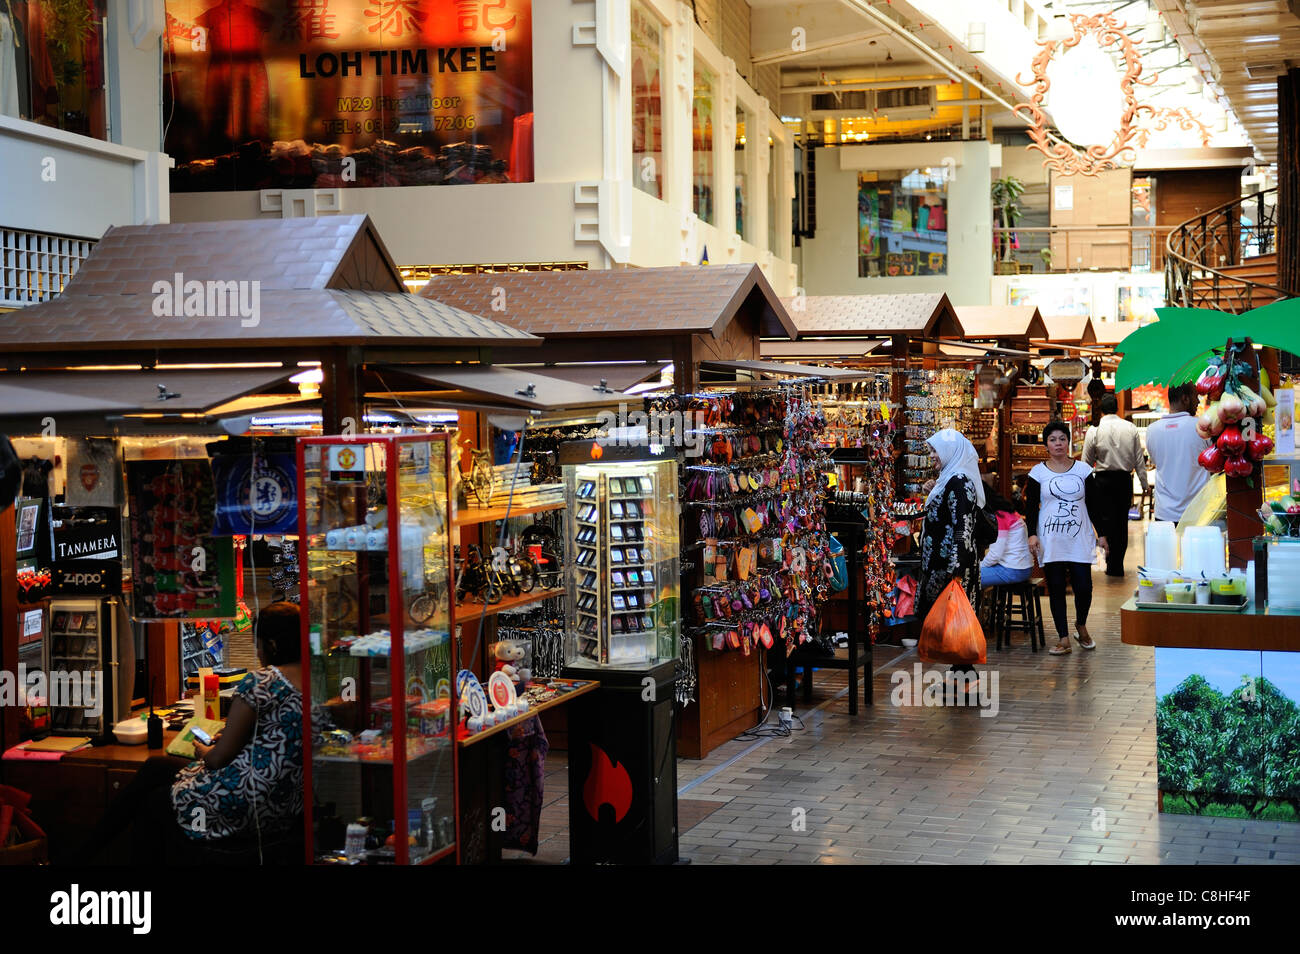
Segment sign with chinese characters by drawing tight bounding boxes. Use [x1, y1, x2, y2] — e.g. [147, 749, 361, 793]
[163, 0, 533, 190]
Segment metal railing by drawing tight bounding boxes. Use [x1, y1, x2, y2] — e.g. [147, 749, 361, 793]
[1164, 188, 1290, 312]
[0, 228, 96, 308]
[990, 225, 1177, 274]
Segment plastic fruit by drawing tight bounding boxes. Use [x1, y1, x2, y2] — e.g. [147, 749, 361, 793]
[1225, 456, 1254, 477]
[1198, 446, 1225, 473]
[1217, 426, 1246, 457]
[1218, 392, 1246, 424]
[1247, 435, 1274, 461]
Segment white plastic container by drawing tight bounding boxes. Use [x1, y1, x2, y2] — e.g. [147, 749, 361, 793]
[1181, 526, 1226, 579]
[1144, 521, 1179, 572]
[1268, 541, 1300, 609]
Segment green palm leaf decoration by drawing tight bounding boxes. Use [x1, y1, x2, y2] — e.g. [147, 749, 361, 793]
[1114, 298, 1300, 390]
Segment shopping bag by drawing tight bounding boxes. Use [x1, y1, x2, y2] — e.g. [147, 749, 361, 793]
[918, 579, 986, 665]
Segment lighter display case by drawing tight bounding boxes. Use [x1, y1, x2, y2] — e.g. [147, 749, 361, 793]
[298, 435, 457, 864]
[560, 447, 679, 669]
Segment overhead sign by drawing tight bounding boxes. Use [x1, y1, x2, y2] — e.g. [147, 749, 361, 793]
[1047, 358, 1088, 383]
[163, 0, 534, 190]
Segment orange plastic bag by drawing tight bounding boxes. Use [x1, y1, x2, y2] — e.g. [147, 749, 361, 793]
[918, 579, 986, 665]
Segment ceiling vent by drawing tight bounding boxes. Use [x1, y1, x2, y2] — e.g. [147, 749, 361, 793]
[1244, 62, 1285, 80]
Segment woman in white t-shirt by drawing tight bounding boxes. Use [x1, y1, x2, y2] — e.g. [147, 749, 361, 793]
[1025, 421, 1108, 655]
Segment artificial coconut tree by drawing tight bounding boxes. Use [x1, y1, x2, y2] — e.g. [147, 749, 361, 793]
[1115, 297, 1300, 566]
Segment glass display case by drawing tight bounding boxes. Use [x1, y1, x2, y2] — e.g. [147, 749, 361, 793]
[297, 435, 457, 864]
[558, 443, 679, 669]
[46, 597, 117, 737]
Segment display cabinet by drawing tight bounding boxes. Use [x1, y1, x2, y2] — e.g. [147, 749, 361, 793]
[297, 434, 457, 865]
[558, 443, 679, 669]
[45, 597, 117, 738]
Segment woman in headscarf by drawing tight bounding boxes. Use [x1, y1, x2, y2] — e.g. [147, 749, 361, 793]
[916, 428, 985, 623]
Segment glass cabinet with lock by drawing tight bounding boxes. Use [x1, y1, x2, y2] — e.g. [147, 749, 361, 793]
[557, 442, 680, 669]
[297, 434, 457, 864]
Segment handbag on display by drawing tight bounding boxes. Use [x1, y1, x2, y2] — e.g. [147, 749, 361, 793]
[828, 534, 848, 593]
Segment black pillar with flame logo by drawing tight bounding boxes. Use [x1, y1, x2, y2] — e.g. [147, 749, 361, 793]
[564, 660, 678, 864]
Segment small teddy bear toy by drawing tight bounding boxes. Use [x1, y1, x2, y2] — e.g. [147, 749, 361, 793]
[493, 640, 531, 690]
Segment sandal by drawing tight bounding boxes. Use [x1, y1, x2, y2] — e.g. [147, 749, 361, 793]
[1075, 624, 1096, 650]
[1049, 641, 1072, 655]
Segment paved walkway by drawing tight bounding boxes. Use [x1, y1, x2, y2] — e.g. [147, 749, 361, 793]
[508, 525, 1300, 864]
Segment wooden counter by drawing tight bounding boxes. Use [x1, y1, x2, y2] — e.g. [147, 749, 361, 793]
[1120, 598, 1300, 651]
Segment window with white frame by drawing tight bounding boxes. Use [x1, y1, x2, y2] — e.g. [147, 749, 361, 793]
[692, 60, 716, 225]
[631, 1, 664, 200]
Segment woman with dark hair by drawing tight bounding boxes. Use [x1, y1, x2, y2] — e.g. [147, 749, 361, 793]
[979, 480, 1032, 588]
[1026, 421, 1107, 655]
[77, 602, 304, 863]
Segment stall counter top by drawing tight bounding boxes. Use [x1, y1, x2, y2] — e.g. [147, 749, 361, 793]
[1120, 598, 1300, 651]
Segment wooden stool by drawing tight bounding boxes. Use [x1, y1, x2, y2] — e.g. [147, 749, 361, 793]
[992, 581, 1045, 651]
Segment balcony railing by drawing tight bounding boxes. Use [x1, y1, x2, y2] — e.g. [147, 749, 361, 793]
[0, 228, 96, 308]
[990, 225, 1178, 275]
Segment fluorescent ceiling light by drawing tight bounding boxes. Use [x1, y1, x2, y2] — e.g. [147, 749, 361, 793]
[1244, 35, 1280, 44]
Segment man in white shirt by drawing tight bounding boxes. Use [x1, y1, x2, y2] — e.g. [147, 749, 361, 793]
[1145, 383, 1210, 525]
[1083, 394, 1150, 576]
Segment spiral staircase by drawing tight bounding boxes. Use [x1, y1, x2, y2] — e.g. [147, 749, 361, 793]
[1165, 188, 1293, 314]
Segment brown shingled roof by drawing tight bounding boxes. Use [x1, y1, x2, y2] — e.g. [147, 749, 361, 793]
[420, 265, 796, 340]
[1093, 320, 1146, 347]
[777, 293, 960, 338]
[65, 214, 405, 294]
[1035, 314, 1098, 346]
[0, 216, 538, 352]
[952, 305, 1049, 341]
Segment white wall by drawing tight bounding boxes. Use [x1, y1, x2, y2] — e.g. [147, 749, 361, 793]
[0, 116, 170, 236]
[106, 0, 166, 154]
[799, 139, 996, 303]
[990, 270, 1165, 322]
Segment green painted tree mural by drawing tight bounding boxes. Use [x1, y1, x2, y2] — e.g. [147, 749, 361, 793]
[1157, 673, 1300, 817]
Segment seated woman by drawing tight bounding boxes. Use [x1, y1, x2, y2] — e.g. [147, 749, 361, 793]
[79, 601, 304, 864]
[979, 481, 1033, 588]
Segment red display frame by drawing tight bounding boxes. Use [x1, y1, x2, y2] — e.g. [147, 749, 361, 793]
[296, 433, 459, 865]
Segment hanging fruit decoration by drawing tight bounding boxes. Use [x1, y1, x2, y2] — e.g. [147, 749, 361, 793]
[1193, 338, 1276, 478]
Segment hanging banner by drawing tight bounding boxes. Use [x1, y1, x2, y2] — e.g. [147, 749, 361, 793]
[1277, 388, 1295, 456]
[210, 451, 299, 534]
[163, 0, 534, 190]
[65, 438, 124, 508]
[126, 459, 237, 620]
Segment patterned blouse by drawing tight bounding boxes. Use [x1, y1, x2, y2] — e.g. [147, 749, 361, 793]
[171, 668, 303, 841]
[917, 474, 982, 622]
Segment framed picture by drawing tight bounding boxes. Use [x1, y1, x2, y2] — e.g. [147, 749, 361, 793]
[69, 613, 85, 632]
[52, 611, 70, 633]
[15, 500, 41, 555]
[82, 613, 98, 634]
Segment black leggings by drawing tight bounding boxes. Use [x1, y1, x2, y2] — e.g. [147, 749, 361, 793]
[1042, 561, 1093, 641]
[77, 755, 190, 864]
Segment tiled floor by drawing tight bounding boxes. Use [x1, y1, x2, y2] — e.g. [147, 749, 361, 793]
[508, 525, 1300, 864]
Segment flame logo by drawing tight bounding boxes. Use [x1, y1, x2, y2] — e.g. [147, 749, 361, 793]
[590, 442, 604, 460]
[582, 743, 633, 823]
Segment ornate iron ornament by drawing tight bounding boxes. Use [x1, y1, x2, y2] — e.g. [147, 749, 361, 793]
[1014, 13, 1157, 177]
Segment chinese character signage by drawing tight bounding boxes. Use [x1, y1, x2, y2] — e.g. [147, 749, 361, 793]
[164, 0, 533, 190]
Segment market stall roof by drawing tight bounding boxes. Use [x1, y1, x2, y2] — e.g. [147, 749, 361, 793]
[1094, 320, 1147, 348]
[421, 264, 796, 340]
[505, 361, 667, 392]
[0, 368, 301, 433]
[936, 341, 1036, 359]
[0, 215, 539, 353]
[951, 306, 1048, 342]
[776, 293, 960, 338]
[1035, 315, 1097, 346]
[370, 364, 645, 412]
[760, 339, 887, 360]
[698, 359, 877, 381]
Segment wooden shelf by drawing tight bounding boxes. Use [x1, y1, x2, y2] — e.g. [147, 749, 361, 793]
[457, 680, 598, 748]
[452, 587, 564, 621]
[454, 500, 565, 526]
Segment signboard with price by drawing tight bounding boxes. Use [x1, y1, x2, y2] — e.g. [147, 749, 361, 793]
[164, 0, 533, 190]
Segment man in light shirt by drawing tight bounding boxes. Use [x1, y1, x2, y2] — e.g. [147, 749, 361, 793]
[1145, 383, 1210, 525]
[1083, 394, 1150, 576]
